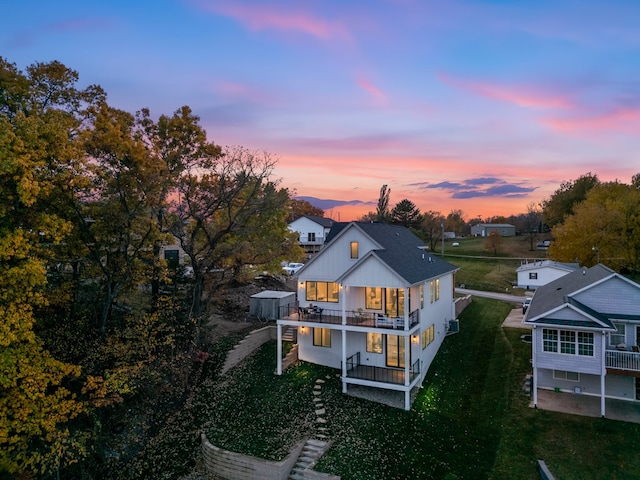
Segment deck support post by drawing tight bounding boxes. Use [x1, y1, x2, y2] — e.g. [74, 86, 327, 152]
[276, 324, 282, 375]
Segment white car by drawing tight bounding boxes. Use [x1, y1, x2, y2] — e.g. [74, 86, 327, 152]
[282, 262, 304, 275]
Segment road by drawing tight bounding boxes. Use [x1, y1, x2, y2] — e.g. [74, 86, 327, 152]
[455, 287, 527, 304]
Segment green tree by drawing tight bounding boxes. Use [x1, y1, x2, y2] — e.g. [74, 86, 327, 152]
[391, 198, 422, 228]
[542, 172, 600, 228]
[548, 181, 640, 273]
[445, 209, 466, 236]
[418, 210, 445, 251]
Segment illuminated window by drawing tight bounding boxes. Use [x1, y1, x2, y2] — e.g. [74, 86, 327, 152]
[350, 241, 359, 259]
[306, 281, 339, 303]
[385, 288, 405, 317]
[429, 279, 440, 303]
[421, 324, 435, 349]
[366, 332, 383, 353]
[386, 334, 405, 368]
[365, 287, 382, 310]
[313, 328, 331, 347]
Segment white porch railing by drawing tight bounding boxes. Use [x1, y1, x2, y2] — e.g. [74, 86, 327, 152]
[605, 350, 640, 372]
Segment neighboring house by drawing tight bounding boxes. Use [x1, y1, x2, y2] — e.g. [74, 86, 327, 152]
[159, 239, 188, 267]
[288, 215, 335, 257]
[470, 223, 515, 237]
[524, 264, 640, 417]
[276, 222, 459, 410]
[516, 260, 580, 290]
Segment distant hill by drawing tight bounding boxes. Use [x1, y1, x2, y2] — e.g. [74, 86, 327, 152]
[295, 196, 372, 211]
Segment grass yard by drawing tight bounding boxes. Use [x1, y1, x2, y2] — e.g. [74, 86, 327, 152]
[130, 298, 640, 479]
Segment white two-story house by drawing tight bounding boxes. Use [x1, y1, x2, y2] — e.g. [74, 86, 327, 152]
[524, 264, 640, 417]
[276, 221, 459, 410]
[288, 215, 335, 257]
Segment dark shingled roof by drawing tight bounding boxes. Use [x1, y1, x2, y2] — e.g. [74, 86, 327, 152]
[329, 222, 458, 284]
[301, 215, 335, 228]
[526, 264, 614, 319]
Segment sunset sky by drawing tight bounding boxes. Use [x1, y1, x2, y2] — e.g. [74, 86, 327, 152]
[4, 1, 640, 221]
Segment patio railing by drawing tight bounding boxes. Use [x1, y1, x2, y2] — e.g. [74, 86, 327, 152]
[342, 354, 420, 385]
[279, 304, 419, 330]
[606, 349, 640, 372]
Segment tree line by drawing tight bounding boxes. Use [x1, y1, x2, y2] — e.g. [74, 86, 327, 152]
[0, 57, 304, 478]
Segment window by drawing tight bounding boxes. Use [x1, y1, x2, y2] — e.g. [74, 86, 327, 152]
[306, 281, 339, 303]
[529, 272, 538, 280]
[420, 284, 424, 309]
[543, 329, 594, 357]
[313, 328, 331, 347]
[385, 288, 405, 317]
[553, 370, 579, 381]
[429, 279, 440, 303]
[386, 335, 405, 368]
[366, 332, 383, 353]
[308, 232, 316, 242]
[543, 329, 558, 352]
[578, 332, 594, 356]
[421, 324, 435, 349]
[350, 241, 359, 258]
[560, 331, 576, 354]
[164, 249, 179, 268]
[610, 323, 626, 346]
[365, 287, 382, 310]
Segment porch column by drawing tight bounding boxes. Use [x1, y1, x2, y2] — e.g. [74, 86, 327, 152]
[404, 335, 410, 387]
[342, 329, 347, 393]
[532, 326, 538, 408]
[276, 324, 282, 375]
[404, 390, 410, 411]
[404, 287, 409, 331]
[600, 332, 606, 417]
[341, 284, 346, 325]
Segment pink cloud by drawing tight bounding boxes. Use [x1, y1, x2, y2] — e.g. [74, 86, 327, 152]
[193, 1, 349, 41]
[438, 72, 573, 109]
[543, 107, 640, 134]
[215, 80, 273, 105]
[356, 76, 387, 105]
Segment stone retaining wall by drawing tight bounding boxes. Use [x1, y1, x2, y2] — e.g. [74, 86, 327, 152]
[455, 295, 472, 317]
[220, 326, 277, 375]
[201, 433, 304, 480]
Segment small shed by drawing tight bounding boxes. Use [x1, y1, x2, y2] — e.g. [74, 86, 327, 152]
[249, 290, 296, 320]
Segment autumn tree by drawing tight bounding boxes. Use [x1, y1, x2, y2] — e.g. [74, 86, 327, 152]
[485, 231, 503, 256]
[548, 181, 640, 273]
[445, 209, 466, 237]
[542, 172, 600, 228]
[288, 198, 324, 221]
[418, 210, 445, 251]
[0, 58, 86, 476]
[391, 198, 422, 228]
[376, 184, 391, 222]
[523, 202, 542, 251]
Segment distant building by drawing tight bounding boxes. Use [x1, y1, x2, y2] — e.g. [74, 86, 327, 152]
[516, 260, 579, 290]
[470, 223, 515, 237]
[288, 215, 335, 257]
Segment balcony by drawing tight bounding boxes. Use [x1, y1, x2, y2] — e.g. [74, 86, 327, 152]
[343, 352, 420, 385]
[278, 305, 419, 330]
[606, 349, 640, 373]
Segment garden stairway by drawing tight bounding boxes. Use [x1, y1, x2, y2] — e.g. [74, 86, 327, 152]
[287, 378, 332, 480]
[282, 326, 296, 342]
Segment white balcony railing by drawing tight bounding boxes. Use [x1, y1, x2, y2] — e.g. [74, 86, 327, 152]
[606, 349, 640, 372]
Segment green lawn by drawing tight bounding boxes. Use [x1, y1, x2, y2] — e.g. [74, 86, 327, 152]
[130, 298, 640, 479]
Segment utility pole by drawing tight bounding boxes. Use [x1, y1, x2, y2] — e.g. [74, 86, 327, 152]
[441, 222, 444, 257]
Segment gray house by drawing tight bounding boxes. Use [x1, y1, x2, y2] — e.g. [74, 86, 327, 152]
[470, 223, 515, 237]
[524, 264, 640, 418]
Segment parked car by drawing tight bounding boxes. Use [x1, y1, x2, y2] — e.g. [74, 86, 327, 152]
[522, 297, 532, 313]
[282, 262, 304, 275]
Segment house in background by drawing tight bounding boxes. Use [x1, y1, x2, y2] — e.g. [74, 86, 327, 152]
[516, 260, 580, 290]
[470, 223, 515, 237]
[524, 264, 640, 418]
[288, 215, 335, 258]
[276, 222, 459, 410]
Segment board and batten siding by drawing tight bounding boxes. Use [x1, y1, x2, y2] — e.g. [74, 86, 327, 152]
[297, 328, 343, 369]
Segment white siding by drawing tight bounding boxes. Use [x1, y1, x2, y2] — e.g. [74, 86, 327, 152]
[517, 266, 572, 289]
[288, 217, 327, 243]
[297, 328, 342, 369]
[536, 369, 636, 400]
[341, 255, 404, 288]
